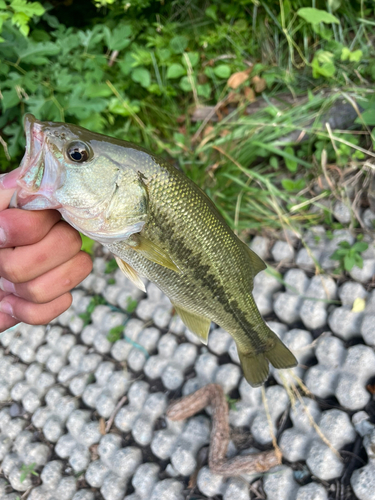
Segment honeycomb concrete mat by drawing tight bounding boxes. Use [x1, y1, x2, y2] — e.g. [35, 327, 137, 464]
[1, 224, 375, 500]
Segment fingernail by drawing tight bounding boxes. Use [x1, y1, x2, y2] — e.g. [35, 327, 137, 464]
[0, 300, 14, 317]
[0, 227, 6, 246]
[0, 168, 20, 190]
[0, 278, 16, 294]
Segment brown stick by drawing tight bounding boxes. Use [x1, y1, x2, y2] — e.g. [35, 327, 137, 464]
[167, 384, 280, 477]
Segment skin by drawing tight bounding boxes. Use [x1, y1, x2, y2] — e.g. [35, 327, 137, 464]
[0, 167, 93, 332]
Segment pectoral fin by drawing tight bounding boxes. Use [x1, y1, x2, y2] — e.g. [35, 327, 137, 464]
[172, 303, 211, 344]
[243, 243, 267, 275]
[115, 256, 146, 292]
[130, 234, 180, 273]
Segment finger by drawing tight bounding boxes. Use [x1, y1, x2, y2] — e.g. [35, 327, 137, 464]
[0, 167, 21, 211]
[0, 221, 83, 284]
[0, 313, 19, 332]
[0, 209, 61, 248]
[0, 292, 73, 325]
[0, 289, 19, 332]
[0, 251, 93, 303]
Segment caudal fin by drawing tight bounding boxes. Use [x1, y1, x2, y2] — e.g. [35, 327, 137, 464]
[265, 336, 297, 370]
[238, 331, 297, 388]
[238, 351, 269, 387]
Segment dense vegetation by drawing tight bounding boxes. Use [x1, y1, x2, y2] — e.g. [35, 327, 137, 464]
[1, 0, 375, 236]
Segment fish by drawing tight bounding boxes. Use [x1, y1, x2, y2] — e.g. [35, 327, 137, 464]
[11, 113, 297, 387]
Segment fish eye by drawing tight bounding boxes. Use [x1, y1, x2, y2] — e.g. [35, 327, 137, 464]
[66, 141, 91, 163]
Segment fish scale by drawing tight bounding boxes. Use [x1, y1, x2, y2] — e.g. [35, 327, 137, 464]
[12, 114, 297, 387]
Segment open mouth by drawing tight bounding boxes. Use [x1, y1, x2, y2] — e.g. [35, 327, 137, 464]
[20, 114, 45, 183]
[10, 114, 62, 210]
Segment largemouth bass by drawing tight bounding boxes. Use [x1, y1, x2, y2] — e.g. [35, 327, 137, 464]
[11, 114, 297, 386]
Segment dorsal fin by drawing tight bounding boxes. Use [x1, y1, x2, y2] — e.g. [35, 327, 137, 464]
[243, 243, 267, 275]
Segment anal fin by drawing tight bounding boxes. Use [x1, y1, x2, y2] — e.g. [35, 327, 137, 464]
[172, 303, 211, 345]
[115, 256, 146, 292]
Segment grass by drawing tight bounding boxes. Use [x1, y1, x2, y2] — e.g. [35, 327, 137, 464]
[1, 0, 375, 242]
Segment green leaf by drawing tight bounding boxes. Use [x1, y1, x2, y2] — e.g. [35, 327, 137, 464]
[179, 76, 192, 92]
[17, 41, 60, 65]
[10, 0, 45, 17]
[105, 258, 118, 273]
[339, 241, 351, 249]
[80, 234, 95, 255]
[349, 49, 363, 62]
[344, 254, 356, 271]
[169, 35, 188, 54]
[205, 5, 217, 21]
[108, 97, 140, 116]
[11, 11, 29, 36]
[107, 325, 124, 343]
[118, 52, 137, 76]
[104, 24, 132, 51]
[284, 146, 298, 172]
[328, 0, 341, 11]
[84, 83, 112, 98]
[213, 64, 231, 79]
[197, 83, 211, 99]
[166, 63, 185, 79]
[352, 242, 368, 253]
[340, 47, 351, 61]
[341, 47, 363, 62]
[297, 8, 340, 25]
[312, 51, 336, 78]
[182, 51, 199, 68]
[330, 250, 343, 261]
[357, 108, 375, 126]
[131, 67, 151, 88]
[79, 113, 107, 133]
[281, 178, 305, 191]
[1, 89, 20, 110]
[126, 297, 138, 313]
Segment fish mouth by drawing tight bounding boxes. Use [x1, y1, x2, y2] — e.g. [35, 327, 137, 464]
[10, 114, 62, 210]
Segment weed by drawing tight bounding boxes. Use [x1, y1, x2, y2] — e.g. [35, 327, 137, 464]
[20, 462, 39, 483]
[330, 240, 368, 273]
[225, 395, 238, 411]
[0, 0, 374, 235]
[79, 295, 107, 326]
[125, 297, 138, 313]
[105, 259, 119, 274]
[106, 325, 124, 343]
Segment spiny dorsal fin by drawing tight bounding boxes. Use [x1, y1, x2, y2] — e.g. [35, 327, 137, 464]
[115, 256, 146, 292]
[243, 243, 267, 276]
[172, 303, 211, 345]
[130, 234, 180, 273]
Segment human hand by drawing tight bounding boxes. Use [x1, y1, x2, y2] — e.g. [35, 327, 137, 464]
[0, 168, 93, 332]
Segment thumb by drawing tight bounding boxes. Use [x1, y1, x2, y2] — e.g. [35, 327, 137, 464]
[0, 167, 21, 211]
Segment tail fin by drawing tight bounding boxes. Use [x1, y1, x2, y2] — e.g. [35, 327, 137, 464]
[238, 351, 269, 387]
[238, 330, 297, 388]
[265, 335, 297, 370]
